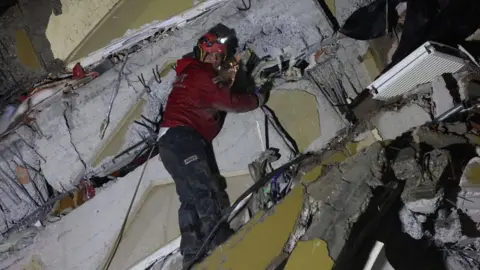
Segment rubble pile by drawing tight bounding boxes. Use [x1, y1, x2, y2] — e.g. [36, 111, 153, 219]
[299, 109, 480, 269]
[384, 122, 480, 269]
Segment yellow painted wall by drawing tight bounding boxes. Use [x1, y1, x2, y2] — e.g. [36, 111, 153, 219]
[285, 239, 333, 270]
[67, 0, 198, 62]
[326, 0, 336, 15]
[15, 29, 41, 69]
[267, 90, 321, 152]
[196, 186, 305, 270]
[45, 0, 121, 60]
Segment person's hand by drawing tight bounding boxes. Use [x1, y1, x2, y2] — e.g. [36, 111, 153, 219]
[218, 68, 235, 85]
[218, 58, 239, 86]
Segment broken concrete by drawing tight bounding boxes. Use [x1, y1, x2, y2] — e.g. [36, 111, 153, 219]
[0, 0, 374, 267]
[458, 73, 480, 102]
[303, 144, 379, 260]
[392, 147, 422, 182]
[412, 126, 468, 149]
[431, 75, 457, 118]
[444, 237, 480, 270]
[442, 122, 468, 136]
[434, 209, 463, 245]
[457, 157, 480, 223]
[459, 157, 480, 189]
[393, 147, 447, 214]
[398, 206, 424, 240]
[372, 104, 432, 140]
[338, 141, 386, 187]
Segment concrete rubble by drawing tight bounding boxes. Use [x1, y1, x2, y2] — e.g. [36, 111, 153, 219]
[292, 112, 480, 268]
[434, 209, 463, 244]
[394, 147, 448, 214]
[334, 67, 480, 269]
[457, 157, 480, 223]
[398, 205, 424, 240]
[2, 0, 480, 269]
[0, 0, 374, 268]
[369, 71, 480, 141]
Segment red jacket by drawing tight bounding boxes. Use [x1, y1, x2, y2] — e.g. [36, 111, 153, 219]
[161, 57, 259, 142]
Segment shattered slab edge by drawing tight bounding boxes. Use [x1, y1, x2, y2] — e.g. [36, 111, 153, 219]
[67, 0, 231, 69]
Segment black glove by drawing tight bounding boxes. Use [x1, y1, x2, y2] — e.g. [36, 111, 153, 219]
[254, 81, 272, 106]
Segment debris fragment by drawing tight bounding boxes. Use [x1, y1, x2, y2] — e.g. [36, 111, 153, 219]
[392, 146, 446, 214]
[431, 75, 458, 118]
[434, 209, 462, 244]
[412, 126, 468, 149]
[459, 157, 480, 189]
[392, 147, 422, 182]
[372, 104, 432, 140]
[398, 205, 424, 240]
[442, 122, 468, 136]
[457, 157, 480, 223]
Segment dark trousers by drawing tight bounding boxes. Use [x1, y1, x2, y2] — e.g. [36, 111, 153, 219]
[157, 126, 232, 261]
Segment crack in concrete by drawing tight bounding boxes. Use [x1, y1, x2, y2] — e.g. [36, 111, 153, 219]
[63, 104, 87, 171]
[303, 182, 342, 212]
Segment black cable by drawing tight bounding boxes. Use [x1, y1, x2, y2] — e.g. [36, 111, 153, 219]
[261, 105, 299, 155]
[264, 114, 270, 149]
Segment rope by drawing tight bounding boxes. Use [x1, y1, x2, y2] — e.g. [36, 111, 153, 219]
[102, 144, 157, 270]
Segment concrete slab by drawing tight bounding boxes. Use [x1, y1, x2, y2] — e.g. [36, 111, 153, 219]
[44, 0, 122, 60]
[267, 90, 321, 152]
[372, 104, 433, 140]
[67, 0, 197, 62]
[0, 0, 369, 265]
[195, 186, 305, 270]
[15, 29, 42, 69]
[108, 174, 254, 270]
[285, 239, 333, 270]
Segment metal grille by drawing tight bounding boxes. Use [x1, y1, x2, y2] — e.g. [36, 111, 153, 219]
[368, 42, 467, 100]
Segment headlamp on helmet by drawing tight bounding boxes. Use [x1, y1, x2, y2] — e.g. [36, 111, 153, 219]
[196, 32, 228, 59]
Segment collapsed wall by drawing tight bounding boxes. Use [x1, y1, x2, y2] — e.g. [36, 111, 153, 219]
[0, 0, 376, 267]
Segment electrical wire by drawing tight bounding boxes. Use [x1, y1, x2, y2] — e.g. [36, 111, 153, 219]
[260, 105, 299, 156]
